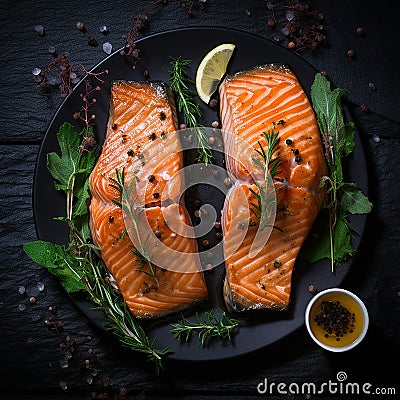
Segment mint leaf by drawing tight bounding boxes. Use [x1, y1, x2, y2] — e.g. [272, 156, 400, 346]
[47, 123, 83, 192]
[333, 211, 355, 262]
[338, 122, 355, 157]
[341, 184, 373, 214]
[23, 240, 85, 292]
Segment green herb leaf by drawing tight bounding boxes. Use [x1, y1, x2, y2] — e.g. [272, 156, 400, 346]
[341, 184, 373, 214]
[23, 240, 85, 292]
[47, 123, 84, 192]
[333, 210, 355, 262]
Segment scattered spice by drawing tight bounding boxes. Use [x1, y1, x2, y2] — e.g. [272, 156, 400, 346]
[153, 192, 160, 199]
[127, 149, 134, 157]
[266, 0, 327, 52]
[202, 239, 211, 247]
[154, 231, 162, 238]
[109, 215, 114, 223]
[88, 36, 98, 46]
[76, 21, 85, 31]
[295, 154, 302, 163]
[273, 260, 281, 268]
[209, 98, 218, 108]
[148, 132, 157, 141]
[346, 49, 355, 58]
[285, 138, 293, 145]
[356, 27, 365, 36]
[308, 284, 317, 293]
[159, 111, 166, 120]
[213, 221, 221, 230]
[112, 123, 118, 130]
[238, 221, 246, 229]
[147, 174, 156, 182]
[224, 177, 232, 186]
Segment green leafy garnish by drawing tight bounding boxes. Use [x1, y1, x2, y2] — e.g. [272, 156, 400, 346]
[310, 73, 372, 270]
[168, 56, 214, 165]
[24, 122, 169, 374]
[170, 310, 240, 346]
[23, 240, 86, 292]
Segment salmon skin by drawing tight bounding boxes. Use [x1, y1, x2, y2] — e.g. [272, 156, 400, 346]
[89, 81, 208, 319]
[219, 64, 327, 311]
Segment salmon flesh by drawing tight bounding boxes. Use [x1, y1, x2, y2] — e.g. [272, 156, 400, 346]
[219, 64, 327, 311]
[89, 81, 208, 319]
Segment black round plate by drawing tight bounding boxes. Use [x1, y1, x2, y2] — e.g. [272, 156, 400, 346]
[33, 27, 368, 361]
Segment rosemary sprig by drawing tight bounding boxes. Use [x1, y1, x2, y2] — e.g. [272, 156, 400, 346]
[168, 56, 214, 165]
[170, 310, 240, 346]
[249, 130, 281, 230]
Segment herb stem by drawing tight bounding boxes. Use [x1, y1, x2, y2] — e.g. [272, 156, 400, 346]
[168, 56, 213, 164]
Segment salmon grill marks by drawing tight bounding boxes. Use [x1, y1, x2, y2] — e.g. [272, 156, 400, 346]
[89, 81, 208, 319]
[219, 64, 327, 311]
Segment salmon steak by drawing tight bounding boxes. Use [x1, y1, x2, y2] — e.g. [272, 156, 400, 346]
[89, 81, 208, 319]
[219, 64, 327, 311]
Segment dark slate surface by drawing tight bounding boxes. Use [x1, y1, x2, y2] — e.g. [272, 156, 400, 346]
[1, 1, 399, 399]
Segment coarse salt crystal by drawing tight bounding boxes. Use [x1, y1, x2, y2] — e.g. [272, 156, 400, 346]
[32, 68, 41, 76]
[103, 42, 112, 55]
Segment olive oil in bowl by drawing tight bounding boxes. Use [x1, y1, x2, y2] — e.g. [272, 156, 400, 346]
[305, 288, 369, 352]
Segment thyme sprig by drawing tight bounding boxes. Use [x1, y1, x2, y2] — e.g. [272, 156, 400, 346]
[170, 310, 240, 346]
[250, 130, 282, 231]
[168, 56, 214, 165]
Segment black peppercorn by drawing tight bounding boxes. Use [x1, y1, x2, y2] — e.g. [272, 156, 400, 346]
[147, 174, 155, 182]
[295, 155, 302, 163]
[285, 139, 293, 145]
[153, 192, 160, 199]
[109, 215, 114, 223]
[112, 123, 118, 130]
[127, 149, 134, 157]
[159, 111, 166, 120]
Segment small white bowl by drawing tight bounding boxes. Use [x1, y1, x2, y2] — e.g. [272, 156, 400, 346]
[305, 288, 369, 352]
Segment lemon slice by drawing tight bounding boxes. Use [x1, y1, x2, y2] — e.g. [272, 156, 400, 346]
[196, 43, 236, 104]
